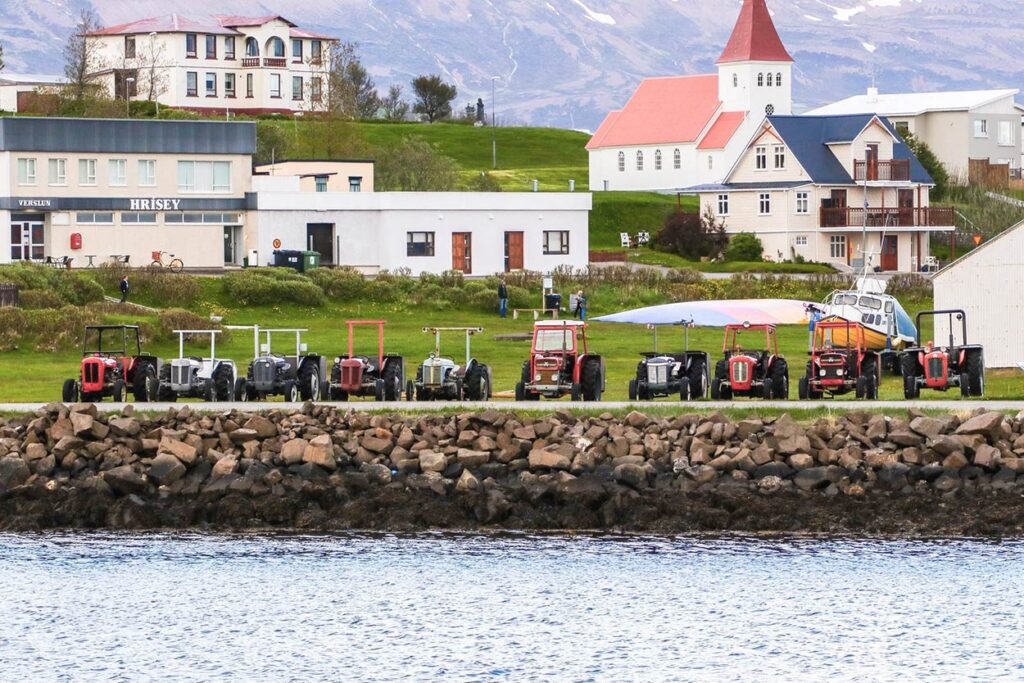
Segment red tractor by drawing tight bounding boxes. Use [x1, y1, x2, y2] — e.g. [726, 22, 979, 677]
[799, 320, 880, 400]
[62, 325, 161, 403]
[710, 323, 789, 400]
[328, 320, 406, 401]
[901, 310, 984, 399]
[515, 320, 604, 401]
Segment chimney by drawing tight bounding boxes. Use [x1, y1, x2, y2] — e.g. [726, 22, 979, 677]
[867, 86, 879, 102]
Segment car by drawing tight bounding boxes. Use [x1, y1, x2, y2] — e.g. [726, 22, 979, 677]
[409, 327, 492, 401]
[710, 322, 789, 400]
[158, 330, 237, 402]
[234, 327, 329, 402]
[515, 320, 604, 401]
[62, 325, 161, 403]
[900, 309, 984, 399]
[628, 324, 709, 401]
[328, 320, 405, 401]
[799, 320, 880, 400]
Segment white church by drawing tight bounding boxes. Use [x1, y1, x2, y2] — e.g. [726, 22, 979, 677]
[587, 0, 795, 192]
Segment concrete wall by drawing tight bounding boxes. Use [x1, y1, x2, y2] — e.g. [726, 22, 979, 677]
[255, 161, 375, 193]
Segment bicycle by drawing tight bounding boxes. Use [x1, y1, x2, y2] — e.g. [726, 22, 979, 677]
[149, 251, 184, 274]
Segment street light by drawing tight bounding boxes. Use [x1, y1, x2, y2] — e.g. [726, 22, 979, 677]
[491, 76, 501, 170]
[125, 77, 135, 118]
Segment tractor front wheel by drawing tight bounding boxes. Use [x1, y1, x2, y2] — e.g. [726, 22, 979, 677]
[62, 379, 78, 403]
[799, 376, 810, 400]
[406, 380, 416, 401]
[628, 379, 638, 402]
[580, 358, 602, 402]
[133, 364, 156, 403]
[901, 353, 920, 400]
[283, 380, 299, 403]
[112, 379, 127, 403]
[235, 377, 249, 402]
[298, 364, 320, 402]
[770, 359, 789, 400]
[157, 363, 176, 402]
[966, 350, 985, 397]
[464, 364, 489, 402]
[515, 382, 525, 402]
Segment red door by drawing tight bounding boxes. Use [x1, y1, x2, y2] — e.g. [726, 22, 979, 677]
[452, 233, 472, 274]
[504, 231, 524, 272]
[881, 236, 899, 272]
[898, 189, 914, 227]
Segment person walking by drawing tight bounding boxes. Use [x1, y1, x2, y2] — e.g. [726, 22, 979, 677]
[576, 290, 587, 321]
[119, 275, 130, 304]
[498, 277, 508, 319]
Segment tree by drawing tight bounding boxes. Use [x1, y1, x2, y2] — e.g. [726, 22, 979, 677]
[63, 9, 105, 103]
[724, 233, 764, 261]
[465, 172, 502, 192]
[255, 121, 289, 165]
[381, 84, 409, 122]
[139, 35, 169, 106]
[319, 41, 380, 119]
[902, 130, 949, 200]
[376, 136, 459, 191]
[288, 118, 370, 160]
[656, 205, 728, 260]
[411, 74, 457, 123]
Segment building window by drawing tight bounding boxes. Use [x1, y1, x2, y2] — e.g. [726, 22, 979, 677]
[225, 73, 236, 98]
[245, 37, 259, 57]
[974, 119, 988, 138]
[759, 192, 771, 215]
[186, 34, 197, 58]
[776, 72, 783, 87]
[673, 148, 681, 169]
[654, 149, 662, 171]
[767, 73, 774, 87]
[755, 146, 767, 170]
[48, 158, 67, 186]
[717, 194, 729, 216]
[543, 231, 570, 255]
[311, 40, 322, 63]
[998, 120, 1015, 146]
[407, 232, 435, 257]
[125, 36, 136, 59]
[292, 76, 303, 101]
[708, 156, 713, 170]
[314, 176, 328, 193]
[177, 161, 232, 193]
[830, 235, 847, 259]
[794, 235, 808, 246]
[268, 37, 285, 58]
[166, 212, 239, 224]
[108, 159, 127, 187]
[225, 37, 236, 60]
[270, 74, 281, 98]
[121, 212, 158, 225]
[206, 35, 217, 60]
[205, 72, 217, 97]
[186, 71, 198, 97]
[617, 151, 625, 172]
[732, 73, 738, 87]
[773, 145, 786, 169]
[79, 159, 97, 186]
[138, 160, 156, 187]
[757, 73, 764, 87]
[349, 177, 362, 193]
[636, 150, 644, 171]
[76, 212, 114, 224]
[796, 191, 809, 214]
[311, 77, 322, 102]
[246, 73, 254, 98]
[17, 158, 36, 185]
[292, 39, 303, 62]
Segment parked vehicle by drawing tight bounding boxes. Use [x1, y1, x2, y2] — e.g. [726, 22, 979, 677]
[710, 323, 789, 400]
[409, 327, 492, 401]
[515, 320, 604, 401]
[628, 323, 709, 401]
[234, 327, 329, 402]
[799, 320, 880, 400]
[62, 325, 161, 403]
[328, 320, 405, 401]
[157, 330, 237, 402]
[900, 310, 984, 399]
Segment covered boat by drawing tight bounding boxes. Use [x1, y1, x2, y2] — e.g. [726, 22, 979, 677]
[820, 278, 917, 352]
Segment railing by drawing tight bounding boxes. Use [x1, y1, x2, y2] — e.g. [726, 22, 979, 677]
[264, 57, 287, 67]
[820, 206, 956, 228]
[241, 57, 260, 67]
[854, 159, 911, 182]
[0, 284, 18, 308]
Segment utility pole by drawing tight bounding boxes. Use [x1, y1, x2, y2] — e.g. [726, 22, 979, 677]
[125, 77, 135, 118]
[491, 76, 500, 170]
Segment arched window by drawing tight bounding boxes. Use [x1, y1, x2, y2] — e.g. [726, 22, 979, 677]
[655, 149, 663, 171]
[245, 37, 260, 57]
[617, 151, 625, 172]
[708, 156, 713, 170]
[767, 73, 774, 87]
[673, 148, 681, 169]
[757, 73, 764, 87]
[636, 151, 644, 171]
[776, 72, 783, 88]
[266, 37, 285, 58]
[732, 73, 738, 88]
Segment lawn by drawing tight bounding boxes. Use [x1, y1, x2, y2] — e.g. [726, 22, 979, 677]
[589, 193, 691, 250]
[626, 250, 836, 274]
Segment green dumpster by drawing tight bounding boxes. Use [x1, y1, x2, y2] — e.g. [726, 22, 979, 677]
[302, 251, 321, 272]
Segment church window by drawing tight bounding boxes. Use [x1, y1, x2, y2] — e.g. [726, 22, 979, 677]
[733, 74, 738, 88]
[757, 73, 764, 87]
[655, 150, 663, 170]
[636, 151, 644, 171]
[776, 72, 783, 87]
[673, 149, 681, 169]
[618, 151, 625, 172]
[767, 73, 774, 87]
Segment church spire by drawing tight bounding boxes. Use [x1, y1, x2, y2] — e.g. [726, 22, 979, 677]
[716, 0, 793, 64]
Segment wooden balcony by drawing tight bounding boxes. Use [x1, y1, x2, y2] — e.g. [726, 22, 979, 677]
[820, 206, 956, 229]
[854, 159, 911, 182]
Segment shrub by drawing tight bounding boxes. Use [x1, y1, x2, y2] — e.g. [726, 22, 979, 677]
[221, 270, 325, 307]
[18, 290, 64, 310]
[725, 233, 764, 262]
[307, 267, 366, 300]
[0, 263, 104, 306]
[155, 309, 226, 343]
[90, 264, 201, 307]
[655, 206, 728, 260]
[0, 305, 103, 352]
[666, 268, 703, 285]
[886, 274, 933, 301]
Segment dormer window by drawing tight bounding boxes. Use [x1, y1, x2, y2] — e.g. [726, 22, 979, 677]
[757, 73, 764, 87]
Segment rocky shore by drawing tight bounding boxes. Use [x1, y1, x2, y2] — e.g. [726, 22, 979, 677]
[1, 403, 1024, 535]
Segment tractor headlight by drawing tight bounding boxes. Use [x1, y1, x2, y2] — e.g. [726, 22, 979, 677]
[334, 357, 341, 365]
[820, 370, 827, 377]
[535, 373, 542, 382]
[551, 373, 559, 382]
[837, 368, 844, 376]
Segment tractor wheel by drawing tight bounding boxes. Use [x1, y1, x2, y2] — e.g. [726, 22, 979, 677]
[454, 378, 464, 402]
[382, 362, 402, 402]
[901, 353, 920, 400]
[112, 379, 127, 403]
[298, 363, 320, 402]
[235, 377, 249, 402]
[330, 386, 349, 402]
[157, 363, 176, 402]
[966, 350, 985, 397]
[714, 359, 728, 382]
[203, 379, 216, 403]
[856, 376, 868, 400]
[687, 359, 708, 400]
[580, 358, 602, 402]
[770, 359, 789, 400]
[678, 377, 692, 402]
[711, 378, 722, 401]
[406, 380, 415, 401]
[283, 380, 299, 403]
[628, 379, 638, 402]
[133, 364, 156, 403]
[464, 364, 489, 402]
[515, 382, 525, 402]
[720, 384, 733, 401]
[570, 383, 582, 402]
[798, 376, 809, 400]
[374, 379, 385, 402]
[959, 373, 971, 398]
[62, 379, 78, 403]
[861, 355, 879, 401]
[214, 366, 233, 402]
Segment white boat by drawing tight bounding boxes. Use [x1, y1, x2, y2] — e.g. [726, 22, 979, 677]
[820, 277, 917, 352]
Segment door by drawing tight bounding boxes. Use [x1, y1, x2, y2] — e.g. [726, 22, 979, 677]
[825, 190, 848, 228]
[504, 231, 524, 272]
[224, 226, 243, 265]
[897, 189, 914, 227]
[865, 143, 879, 180]
[9, 220, 44, 261]
[306, 224, 334, 266]
[452, 232, 472, 274]
[881, 235, 899, 272]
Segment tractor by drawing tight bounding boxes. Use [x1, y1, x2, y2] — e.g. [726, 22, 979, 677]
[710, 323, 789, 400]
[328, 320, 406, 401]
[234, 327, 329, 402]
[62, 325, 161, 403]
[409, 327, 492, 402]
[515, 320, 604, 401]
[799, 320, 880, 400]
[157, 330, 237, 402]
[628, 322, 709, 401]
[900, 310, 984, 399]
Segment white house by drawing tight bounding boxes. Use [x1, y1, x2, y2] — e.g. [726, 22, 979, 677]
[0, 74, 65, 113]
[587, 0, 794, 192]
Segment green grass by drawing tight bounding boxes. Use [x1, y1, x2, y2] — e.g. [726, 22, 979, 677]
[589, 193, 692, 250]
[625, 251, 836, 274]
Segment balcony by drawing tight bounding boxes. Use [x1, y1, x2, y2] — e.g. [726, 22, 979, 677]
[854, 159, 911, 182]
[820, 206, 956, 229]
[241, 57, 289, 68]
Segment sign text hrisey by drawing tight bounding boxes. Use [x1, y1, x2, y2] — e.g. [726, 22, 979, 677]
[129, 198, 182, 211]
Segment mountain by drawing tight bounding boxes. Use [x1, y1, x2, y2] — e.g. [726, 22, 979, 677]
[1, 0, 1021, 130]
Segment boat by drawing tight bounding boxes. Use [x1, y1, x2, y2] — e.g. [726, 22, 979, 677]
[819, 277, 917, 353]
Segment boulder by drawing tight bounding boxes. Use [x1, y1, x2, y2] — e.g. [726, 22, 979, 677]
[956, 413, 1006, 440]
[243, 416, 277, 439]
[418, 451, 447, 473]
[625, 411, 650, 429]
[303, 438, 336, 471]
[211, 457, 238, 480]
[456, 449, 490, 467]
[361, 435, 393, 454]
[614, 463, 647, 488]
[682, 465, 718, 484]
[159, 437, 198, 465]
[973, 444, 1000, 470]
[910, 416, 948, 438]
[0, 456, 31, 489]
[528, 449, 571, 471]
[787, 453, 815, 470]
[942, 452, 969, 470]
[280, 438, 310, 466]
[794, 467, 831, 492]
[228, 429, 260, 444]
[148, 452, 186, 486]
[103, 465, 148, 495]
[513, 425, 537, 441]
[455, 469, 480, 492]
[69, 411, 94, 437]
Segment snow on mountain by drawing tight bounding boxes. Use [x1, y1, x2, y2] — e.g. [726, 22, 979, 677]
[0, 0, 1019, 130]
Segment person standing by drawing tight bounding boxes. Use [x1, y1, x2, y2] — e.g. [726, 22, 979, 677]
[498, 277, 508, 319]
[577, 290, 587, 321]
[119, 275, 130, 304]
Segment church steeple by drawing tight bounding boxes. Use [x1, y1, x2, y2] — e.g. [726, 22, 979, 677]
[717, 0, 793, 65]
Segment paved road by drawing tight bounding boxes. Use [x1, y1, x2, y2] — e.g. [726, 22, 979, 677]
[5, 400, 1024, 414]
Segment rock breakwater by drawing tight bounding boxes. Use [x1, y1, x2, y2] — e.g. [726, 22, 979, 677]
[1, 403, 1024, 535]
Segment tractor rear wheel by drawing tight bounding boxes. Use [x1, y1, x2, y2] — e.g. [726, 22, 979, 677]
[959, 373, 971, 398]
[861, 355, 879, 400]
[901, 353, 920, 400]
[214, 366, 233, 402]
[382, 362, 402, 402]
[770, 359, 789, 400]
[580, 358, 602, 402]
[133, 363, 156, 402]
[798, 376, 809, 400]
[628, 379, 638, 402]
[112, 379, 127, 403]
[570, 383, 582, 402]
[856, 376, 868, 400]
[966, 350, 985, 397]
[687, 358, 708, 400]
[374, 378, 385, 402]
[515, 382, 525, 402]
[464, 364, 489, 401]
[678, 377, 692, 402]
[62, 379, 78, 403]
[711, 378, 722, 400]
[298, 363, 320, 402]
[406, 380, 416, 401]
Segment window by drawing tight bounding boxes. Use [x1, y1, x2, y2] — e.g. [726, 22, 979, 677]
[268, 37, 285, 58]
[205, 72, 217, 97]
[708, 156, 713, 170]
[767, 73, 774, 87]
[206, 35, 217, 59]
[246, 73, 254, 98]
[998, 120, 1014, 146]
[245, 37, 259, 57]
[138, 160, 156, 187]
[732, 73, 738, 87]
[407, 232, 435, 257]
[79, 159, 97, 186]
[186, 33, 197, 58]
[311, 77, 322, 102]
[757, 73, 764, 87]
[292, 39, 303, 62]
[177, 161, 232, 192]
[17, 158, 36, 185]
[48, 159, 67, 186]
[717, 194, 729, 216]
[776, 72, 783, 87]
[76, 212, 114, 224]
[225, 73, 236, 98]
[166, 213, 239, 224]
[315, 176, 328, 193]
[121, 212, 157, 224]
[292, 76, 303, 100]
[673, 148, 681, 170]
[349, 177, 362, 193]
[186, 71, 198, 97]
[795, 192, 809, 214]
[758, 192, 772, 215]
[755, 146, 767, 170]
[225, 37, 236, 60]
[617, 151, 625, 172]
[636, 150, 644, 171]
[830, 235, 847, 260]
[270, 73, 281, 98]
[655, 149, 662, 171]
[311, 40, 322, 63]
[773, 145, 786, 169]
[974, 119, 988, 138]
[543, 231, 570, 255]
[108, 159, 127, 186]
[125, 36, 136, 59]
[795, 235, 808, 246]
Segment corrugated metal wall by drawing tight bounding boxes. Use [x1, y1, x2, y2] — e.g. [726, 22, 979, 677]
[0, 118, 256, 155]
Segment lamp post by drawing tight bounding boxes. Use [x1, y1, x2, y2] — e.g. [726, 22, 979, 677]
[149, 32, 160, 117]
[491, 76, 500, 170]
[125, 77, 135, 118]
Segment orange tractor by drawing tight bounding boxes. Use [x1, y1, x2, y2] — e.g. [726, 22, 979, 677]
[62, 325, 161, 403]
[328, 321, 406, 401]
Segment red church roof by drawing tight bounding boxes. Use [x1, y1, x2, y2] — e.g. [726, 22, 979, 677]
[717, 0, 793, 64]
[697, 111, 747, 150]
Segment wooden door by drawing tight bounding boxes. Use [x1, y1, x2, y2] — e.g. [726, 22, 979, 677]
[452, 232, 472, 274]
[897, 189, 914, 227]
[504, 231, 524, 272]
[881, 236, 899, 272]
[831, 190, 848, 208]
[865, 143, 879, 180]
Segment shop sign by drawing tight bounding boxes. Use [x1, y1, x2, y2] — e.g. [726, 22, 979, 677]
[17, 199, 52, 208]
[129, 198, 182, 211]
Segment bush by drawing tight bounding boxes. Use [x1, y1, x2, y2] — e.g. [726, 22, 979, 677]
[655, 206, 728, 260]
[155, 309, 225, 343]
[725, 233, 764, 262]
[91, 264, 201, 307]
[0, 263, 104, 306]
[221, 270, 325, 307]
[0, 305, 103, 352]
[666, 268, 703, 285]
[18, 290, 64, 310]
[886, 274, 933, 301]
[307, 267, 366, 300]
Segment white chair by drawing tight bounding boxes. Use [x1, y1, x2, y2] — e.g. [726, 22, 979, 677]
[620, 233, 633, 249]
[923, 256, 939, 272]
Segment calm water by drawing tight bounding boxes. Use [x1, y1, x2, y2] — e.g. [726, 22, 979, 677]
[1, 533, 1023, 682]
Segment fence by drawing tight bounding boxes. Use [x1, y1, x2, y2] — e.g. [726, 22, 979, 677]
[0, 284, 18, 308]
[969, 159, 1010, 189]
[589, 251, 627, 263]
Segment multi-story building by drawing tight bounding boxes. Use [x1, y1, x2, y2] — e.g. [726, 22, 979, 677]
[85, 14, 334, 114]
